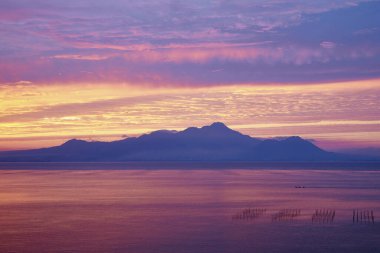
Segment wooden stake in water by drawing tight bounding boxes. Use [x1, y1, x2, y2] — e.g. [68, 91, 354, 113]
[372, 210, 375, 224]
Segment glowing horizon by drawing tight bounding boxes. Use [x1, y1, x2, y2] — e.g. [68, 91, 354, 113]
[1, 79, 380, 151]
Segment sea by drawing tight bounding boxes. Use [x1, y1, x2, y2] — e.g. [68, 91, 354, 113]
[0, 162, 379, 253]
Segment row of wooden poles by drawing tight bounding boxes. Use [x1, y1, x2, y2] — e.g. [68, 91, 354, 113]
[232, 208, 266, 220]
[353, 209, 375, 224]
[272, 209, 301, 221]
[232, 208, 375, 224]
[312, 209, 335, 223]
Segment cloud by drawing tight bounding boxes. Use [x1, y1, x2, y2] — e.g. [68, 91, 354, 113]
[52, 54, 112, 61]
[0, 0, 380, 85]
[320, 41, 336, 49]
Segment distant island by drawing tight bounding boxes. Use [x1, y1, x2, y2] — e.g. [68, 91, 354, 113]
[0, 122, 377, 162]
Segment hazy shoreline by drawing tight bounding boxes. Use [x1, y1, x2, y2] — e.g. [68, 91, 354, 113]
[1, 161, 379, 170]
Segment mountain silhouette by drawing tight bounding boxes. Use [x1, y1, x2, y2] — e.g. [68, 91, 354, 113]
[0, 122, 368, 162]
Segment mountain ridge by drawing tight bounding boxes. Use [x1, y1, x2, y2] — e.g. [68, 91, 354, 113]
[0, 122, 375, 162]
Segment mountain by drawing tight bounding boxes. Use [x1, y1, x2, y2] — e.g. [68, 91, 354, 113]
[0, 122, 368, 162]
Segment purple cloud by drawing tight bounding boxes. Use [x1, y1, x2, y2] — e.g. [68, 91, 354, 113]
[0, 0, 380, 85]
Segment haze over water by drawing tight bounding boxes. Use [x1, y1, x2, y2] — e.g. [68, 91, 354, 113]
[1, 165, 379, 253]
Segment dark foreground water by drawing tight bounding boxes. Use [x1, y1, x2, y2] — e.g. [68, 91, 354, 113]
[0, 165, 380, 253]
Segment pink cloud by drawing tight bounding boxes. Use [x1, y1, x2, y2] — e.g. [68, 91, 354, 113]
[120, 44, 359, 65]
[52, 54, 113, 61]
[320, 41, 336, 49]
[53, 41, 340, 65]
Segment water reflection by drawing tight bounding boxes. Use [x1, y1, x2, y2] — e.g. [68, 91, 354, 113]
[0, 167, 379, 253]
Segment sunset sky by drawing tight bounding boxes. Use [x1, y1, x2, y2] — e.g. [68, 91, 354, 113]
[1, 0, 380, 151]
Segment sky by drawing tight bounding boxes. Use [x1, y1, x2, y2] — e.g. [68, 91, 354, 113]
[0, 0, 380, 151]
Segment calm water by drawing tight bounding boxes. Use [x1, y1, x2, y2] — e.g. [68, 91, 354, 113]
[0, 165, 380, 253]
